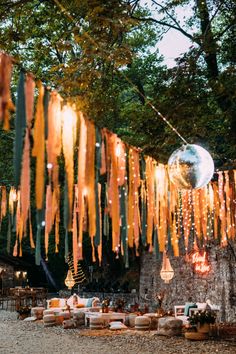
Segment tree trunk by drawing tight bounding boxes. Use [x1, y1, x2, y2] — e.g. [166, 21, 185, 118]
[197, 0, 235, 139]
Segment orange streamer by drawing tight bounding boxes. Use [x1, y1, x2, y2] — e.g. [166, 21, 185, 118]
[32, 82, 45, 210]
[0, 53, 15, 130]
[62, 104, 77, 230]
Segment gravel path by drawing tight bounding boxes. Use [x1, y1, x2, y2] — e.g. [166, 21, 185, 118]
[0, 311, 235, 354]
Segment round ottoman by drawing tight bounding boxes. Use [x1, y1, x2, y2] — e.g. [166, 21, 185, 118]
[90, 316, 104, 330]
[144, 313, 159, 330]
[43, 309, 55, 316]
[73, 311, 85, 326]
[128, 314, 137, 328]
[52, 309, 61, 316]
[135, 316, 151, 330]
[157, 317, 183, 336]
[63, 319, 76, 329]
[59, 311, 71, 320]
[55, 314, 64, 325]
[31, 307, 45, 320]
[43, 314, 56, 327]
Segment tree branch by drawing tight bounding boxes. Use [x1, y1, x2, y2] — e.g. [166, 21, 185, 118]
[130, 15, 197, 43]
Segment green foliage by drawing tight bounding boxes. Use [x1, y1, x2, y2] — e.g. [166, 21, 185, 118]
[188, 310, 216, 325]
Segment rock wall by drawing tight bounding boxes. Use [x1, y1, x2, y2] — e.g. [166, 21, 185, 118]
[139, 242, 236, 322]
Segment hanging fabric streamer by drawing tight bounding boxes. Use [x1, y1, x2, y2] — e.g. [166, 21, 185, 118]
[169, 181, 179, 256]
[62, 104, 77, 231]
[77, 112, 87, 260]
[218, 171, 227, 246]
[145, 157, 155, 251]
[0, 186, 7, 227]
[0, 53, 15, 130]
[32, 82, 45, 211]
[45, 185, 53, 260]
[47, 91, 62, 186]
[107, 133, 121, 254]
[127, 148, 140, 253]
[224, 171, 232, 239]
[120, 185, 129, 267]
[20, 128, 30, 234]
[97, 183, 102, 265]
[14, 70, 26, 188]
[72, 190, 78, 274]
[155, 164, 167, 252]
[20, 74, 35, 237]
[29, 207, 35, 249]
[25, 74, 35, 128]
[94, 128, 102, 251]
[85, 119, 96, 240]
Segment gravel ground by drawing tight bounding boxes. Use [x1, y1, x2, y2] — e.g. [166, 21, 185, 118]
[0, 311, 235, 354]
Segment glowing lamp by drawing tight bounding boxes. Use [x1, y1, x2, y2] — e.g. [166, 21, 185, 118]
[160, 251, 174, 283]
[168, 144, 214, 190]
[65, 270, 75, 290]
[15, 271, 21, 278]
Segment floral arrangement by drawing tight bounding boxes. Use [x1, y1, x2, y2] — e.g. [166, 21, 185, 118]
[188, 310, 216, 326]
[101, 298, 110, 313]
[114, 298, 125, 312]
[154, 290, 165, 308]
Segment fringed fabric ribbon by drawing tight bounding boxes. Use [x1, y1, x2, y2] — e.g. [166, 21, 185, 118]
[62, 104, 77, 231]
[32, 82, 45, 211]
[0, 53, 15, 130]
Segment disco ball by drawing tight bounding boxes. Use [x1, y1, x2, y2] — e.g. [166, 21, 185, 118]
[168, 144, 214, 190]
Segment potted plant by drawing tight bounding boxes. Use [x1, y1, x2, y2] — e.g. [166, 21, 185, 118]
[188, 310, 216, 334]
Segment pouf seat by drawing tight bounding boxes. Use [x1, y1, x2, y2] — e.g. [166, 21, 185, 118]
[144, 313, 159, 330]
[43, 309, 55, 316]
[31, 307, 45, 320]
[43, 314, 56, 327]
[157, 316, 183, 336]
[59, 311, 71, 320]
[51, 309, 62, 316]
[135, 316, 151, 330]
[127, 314, 137, 328]
[90, 316, 104, 330]
[63, 319, 76, 329]
[73, 311, 85, 326]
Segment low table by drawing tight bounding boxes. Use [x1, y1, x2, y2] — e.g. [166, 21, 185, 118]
[85, 311, 126, 327]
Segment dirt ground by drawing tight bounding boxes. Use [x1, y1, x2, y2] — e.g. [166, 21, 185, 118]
[0, 311, 235, 354]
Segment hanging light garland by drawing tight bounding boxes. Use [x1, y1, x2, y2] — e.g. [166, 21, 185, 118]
[0, 50, 235, 269]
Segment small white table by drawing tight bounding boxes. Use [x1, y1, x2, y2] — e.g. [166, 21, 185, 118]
[85, 311, 126, 327]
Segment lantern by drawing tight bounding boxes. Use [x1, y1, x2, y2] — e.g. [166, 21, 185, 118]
[65, 269, 75, 290]
[168, 144, 214, 190]
[160, 251, 174, 283]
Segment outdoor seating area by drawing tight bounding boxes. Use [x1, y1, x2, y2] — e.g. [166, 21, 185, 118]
[7, 293, 223, 340]
[0, 1, 236, 353]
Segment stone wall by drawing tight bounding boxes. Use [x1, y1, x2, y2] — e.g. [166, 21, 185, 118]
[139, 242, 236, 322]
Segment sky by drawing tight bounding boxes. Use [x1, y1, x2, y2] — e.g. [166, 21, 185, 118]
[140, 0, 194, 67]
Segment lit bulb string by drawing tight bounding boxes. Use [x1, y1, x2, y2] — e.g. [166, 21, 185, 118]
[51, 0, 188, 145]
